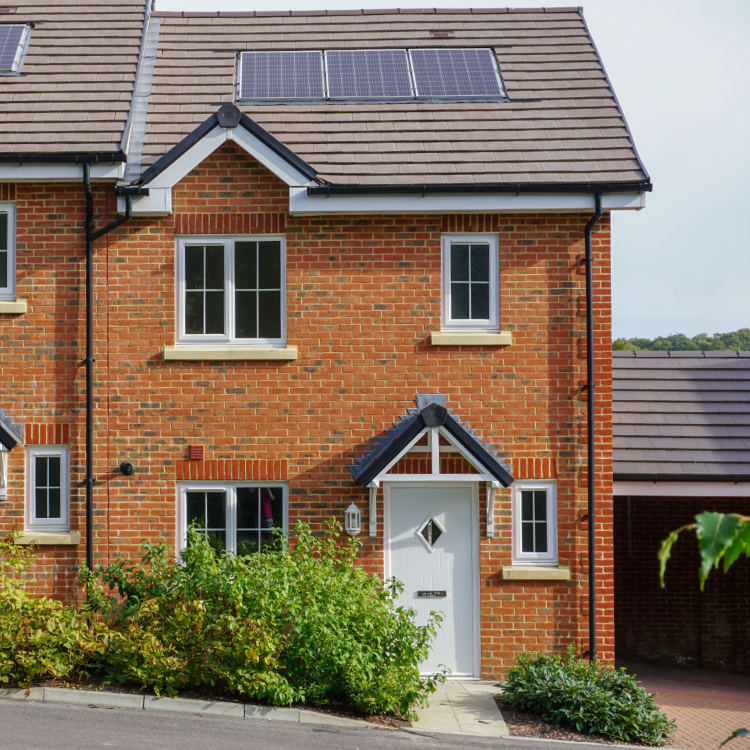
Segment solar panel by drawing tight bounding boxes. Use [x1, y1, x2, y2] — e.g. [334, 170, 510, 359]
[0, 25, 26, 73]
[326, 49, 412, 98]
[410, 48, 504, 98]
[239, 51, 324, 100]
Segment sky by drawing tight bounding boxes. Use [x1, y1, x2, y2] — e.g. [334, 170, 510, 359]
[156, 0, 750, 339]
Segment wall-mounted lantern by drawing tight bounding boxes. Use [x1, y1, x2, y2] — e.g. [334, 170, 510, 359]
[344, 503, 362, 536]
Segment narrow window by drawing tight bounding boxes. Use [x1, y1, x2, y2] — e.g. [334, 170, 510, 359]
[0, 203, 16, 300]
[26, 445, 69, 531]
[441, 234, 499, 331]
[512, 480, 557, 565]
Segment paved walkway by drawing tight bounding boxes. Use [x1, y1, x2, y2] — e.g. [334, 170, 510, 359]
[624, 662, 750, 750]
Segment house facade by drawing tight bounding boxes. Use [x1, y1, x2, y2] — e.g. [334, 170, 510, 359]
[0, 1, 650, 678]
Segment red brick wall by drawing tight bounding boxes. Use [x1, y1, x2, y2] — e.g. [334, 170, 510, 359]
[0, 142, 614, 676]
[614, 495, 750, 671]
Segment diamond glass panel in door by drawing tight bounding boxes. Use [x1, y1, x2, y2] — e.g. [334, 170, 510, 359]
[236, 486, 284, 554]
[235, 241, 282, 340]
[35, 455, 61, 520]
[0, 212, 7, 290]
[417, 516, 445, 550]
[520, 489, 548, 553]
[184, 244, 225, 335]
[186, 490, 226, 551]
[450, 243, 490, 321]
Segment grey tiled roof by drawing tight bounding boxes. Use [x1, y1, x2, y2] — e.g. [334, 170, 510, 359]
[613, 351, 750, 481]
[141, 7, 650, 188]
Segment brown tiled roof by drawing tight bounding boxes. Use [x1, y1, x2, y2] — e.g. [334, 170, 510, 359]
[143, 7, 650, 187]
[0, 0, 146, 156]
[613, 352, 750, 481]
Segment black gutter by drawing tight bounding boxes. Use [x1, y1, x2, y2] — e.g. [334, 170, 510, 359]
[614, 473, 750, 484]
[307, 180, 652, 197]
[82, 164, 133, 571]
[584, 193, 602, 663]
[0, 152, 125, 164]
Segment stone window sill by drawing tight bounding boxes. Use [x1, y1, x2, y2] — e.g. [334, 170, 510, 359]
[431, 331, 512, 346]
[501, 565, 570, 581]
[163, 345, 298, 361]
[17, 531, 81, 546]
[0, 300, 27, 314]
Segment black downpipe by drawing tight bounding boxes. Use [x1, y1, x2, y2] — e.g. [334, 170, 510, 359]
[584, 193, 602, 663]
[82, 164, 132, 571]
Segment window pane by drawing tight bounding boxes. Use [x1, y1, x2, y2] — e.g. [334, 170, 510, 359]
[204, 291, 225, 334]
[534, 492, 547, 521]
[258, 291, 281, 338]
[235, 241, 257, 290]
[47, 488, 61, 519]
[450, 283, 469, 319]
[204, 245, 224, 289]
[450, 244, 469, 281]
[48, 456, 60, 487]
[35, 456, 47, 486]
[236, 530, 259, 555]
[237, 487, 259, 528]
[258, 242, 281, 288]
[268, 487, 284, 527]
[470, 283, 489, 319]
[186, 492, 205, 525]
[207, 529, 226, 552]
[206, 491, 226, 529]
[235, 290, 257, 339]
[470, 244, 489, 281]
[185, 246, 204, 289]
[260, 529, 281, 551]
[260, 487, 281, 529]
[35, 487, 48, 518]
[535, 522, 548, 552]
[0, 250, 6, 289]
[185, 291, 203, 334]
[521, 522, 533, 552]
[521, 491, 533, 521]
[0, 212, 7, 289]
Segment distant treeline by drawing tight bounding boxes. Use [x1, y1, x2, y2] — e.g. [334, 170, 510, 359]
[613, 328, 750, 351]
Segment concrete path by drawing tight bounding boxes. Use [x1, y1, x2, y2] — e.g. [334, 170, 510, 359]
[413, 680, 508, 737]
[624, 662, 750, 750]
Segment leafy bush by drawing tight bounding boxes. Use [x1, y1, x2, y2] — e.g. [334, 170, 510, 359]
[501, 646, 675, 745]
[0, 535, 105, 686]
[91, 522, 442, 718]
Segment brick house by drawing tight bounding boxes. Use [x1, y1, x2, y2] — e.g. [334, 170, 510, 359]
[613, 351, 750, 672]
[0, 1, 650, 678]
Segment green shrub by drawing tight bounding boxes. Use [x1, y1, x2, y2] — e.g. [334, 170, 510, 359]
[91, 522, 442, 718]
[0, 535, 105, 686]
[501, 646, 675, 745]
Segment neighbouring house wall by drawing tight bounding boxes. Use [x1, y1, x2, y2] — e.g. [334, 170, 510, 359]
[0, 142, 614, 675]
[614, 495, 750, 672]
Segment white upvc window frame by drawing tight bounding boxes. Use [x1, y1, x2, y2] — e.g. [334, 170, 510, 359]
[0, 202, 16, 301]
[0, 445, 7, 499]
[25, 445, 70, 532]
[177, 481, 289, 554]
[441, 233, 499, 332]
[175, 235, 286, 346]
[512, 480, 558, 566]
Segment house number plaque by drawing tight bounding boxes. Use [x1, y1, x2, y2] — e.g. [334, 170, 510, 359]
[417, 590, 446, 598]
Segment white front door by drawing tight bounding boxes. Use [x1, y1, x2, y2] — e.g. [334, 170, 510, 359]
[385, 483, 479, 677]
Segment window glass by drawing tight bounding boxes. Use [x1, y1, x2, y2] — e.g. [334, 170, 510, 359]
[186, 490, 227, 551]
[26, 446, 69, 530]
[513, 481, 557, 565]
[0, 212, 7, 289]
[184, 244, 225, 335]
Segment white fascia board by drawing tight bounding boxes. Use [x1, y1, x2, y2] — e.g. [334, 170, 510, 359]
[0, 162, 124, 182]
[117, 187, 171, 216]
[614, 481, 750, 498]
[289, 188, 646, 215]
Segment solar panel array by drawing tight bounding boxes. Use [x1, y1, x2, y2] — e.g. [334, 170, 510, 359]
[0, 25, 26, 72]
[239, 51, 324, 100]
[326, 49, 412, 98]
[238, 48, 504, 100]
[410, 48, 504, 97]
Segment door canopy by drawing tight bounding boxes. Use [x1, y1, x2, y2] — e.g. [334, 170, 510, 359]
[349, 393, 513, 487]
[0, 409, 22, 451]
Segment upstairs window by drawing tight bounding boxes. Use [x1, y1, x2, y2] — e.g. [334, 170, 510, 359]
[441, 234, 499, 332]
[512, 480, 558, 566]
[26, 445, 70, 531]
[176, 236, 285, 346]
[0, 25, 30, 74]
[0, 203, 15, 300]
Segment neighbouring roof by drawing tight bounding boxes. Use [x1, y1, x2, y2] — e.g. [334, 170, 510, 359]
[613, 351, 750, 482]
[142, 7, 650, 189]
[350, 393, 514, 486]
[0, 0, 147, 158]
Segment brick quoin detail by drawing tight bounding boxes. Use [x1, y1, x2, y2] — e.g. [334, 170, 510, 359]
[0, 143, 615, 675]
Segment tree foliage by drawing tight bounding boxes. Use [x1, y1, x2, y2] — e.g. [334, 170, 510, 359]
[659, 512, 750, 590]
[613, 328, 750, 351]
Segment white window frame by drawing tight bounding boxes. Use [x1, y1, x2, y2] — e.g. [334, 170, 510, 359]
[441, 233, 499, 332]
[0, 202, 16, 301]
[177, 481, 289, 554]
[512, 480, 558, 566]
[175, 235, 286, 346]
[25, 445, 70, 532]
[0, 446, 7, 499]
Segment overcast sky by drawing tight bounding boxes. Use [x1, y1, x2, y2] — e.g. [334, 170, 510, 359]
[157, 0, 749, 339]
